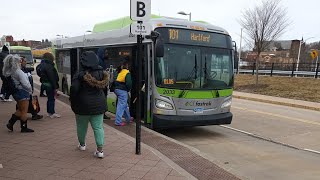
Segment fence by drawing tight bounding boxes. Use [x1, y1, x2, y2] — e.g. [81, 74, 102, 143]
[237, 62, 320, 78]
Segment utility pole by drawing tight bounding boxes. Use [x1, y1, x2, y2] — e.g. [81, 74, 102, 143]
[238, 28, 243, 74]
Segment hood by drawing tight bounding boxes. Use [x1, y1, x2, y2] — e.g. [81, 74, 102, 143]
[83, 71, 109, 89]
[1, 45, 9, 53]
[80, 51, 99, 68]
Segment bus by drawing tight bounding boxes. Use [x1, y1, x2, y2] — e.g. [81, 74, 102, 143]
[55, 16, 235, 129]
[10, 46, 35, 69]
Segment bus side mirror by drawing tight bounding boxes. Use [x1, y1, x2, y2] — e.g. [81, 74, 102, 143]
[155, 38, 164, 57]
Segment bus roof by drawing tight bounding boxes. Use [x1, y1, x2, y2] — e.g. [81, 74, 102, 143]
[58, 16, 230, 49]
[10, 46, 32, 51]
[92, 15, 228, 34]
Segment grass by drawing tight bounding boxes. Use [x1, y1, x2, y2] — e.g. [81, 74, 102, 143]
[234, 74, 320, 103]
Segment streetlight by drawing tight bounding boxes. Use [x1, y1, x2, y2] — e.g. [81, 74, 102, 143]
[296, 36, 314, 72]
[83, 30, 92, 46]
[56, 34, 64, 38]
[177, 11, 191, 21]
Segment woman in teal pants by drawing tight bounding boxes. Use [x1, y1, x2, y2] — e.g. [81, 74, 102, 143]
[70, 51, 109, 158]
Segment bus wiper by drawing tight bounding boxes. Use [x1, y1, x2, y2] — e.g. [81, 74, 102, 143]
[178, 54, 197, 98]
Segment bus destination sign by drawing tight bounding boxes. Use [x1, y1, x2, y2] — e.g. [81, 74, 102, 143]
[169, 29, 212, 45]
[166, 28, 230, 48]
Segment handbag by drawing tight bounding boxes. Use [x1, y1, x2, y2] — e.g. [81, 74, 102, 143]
[31, 95, 40, 113]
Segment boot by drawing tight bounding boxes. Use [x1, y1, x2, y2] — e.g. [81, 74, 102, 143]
[20, 120, 34, 133]
[6, 114, 19, 131]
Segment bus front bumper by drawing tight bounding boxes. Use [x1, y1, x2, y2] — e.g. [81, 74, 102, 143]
[153, 112, 233, 129]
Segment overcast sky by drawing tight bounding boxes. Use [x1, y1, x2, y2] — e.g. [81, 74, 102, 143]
[1, 0, 319, 46]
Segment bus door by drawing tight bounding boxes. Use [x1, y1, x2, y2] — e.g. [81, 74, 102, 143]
[131, 43, 151, 125]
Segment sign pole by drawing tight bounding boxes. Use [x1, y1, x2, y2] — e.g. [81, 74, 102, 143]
[136, 22, 143, 155]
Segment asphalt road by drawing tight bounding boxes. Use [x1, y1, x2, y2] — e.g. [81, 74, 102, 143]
[161, 98, 320, 180]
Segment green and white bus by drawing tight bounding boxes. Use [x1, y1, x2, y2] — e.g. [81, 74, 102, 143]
[0, 46, 35, 69]
[55, 16, 235, 129]
[10, 46, 35, 69]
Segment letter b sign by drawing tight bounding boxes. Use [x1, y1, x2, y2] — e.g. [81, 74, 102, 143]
[131, 0, 151, 21]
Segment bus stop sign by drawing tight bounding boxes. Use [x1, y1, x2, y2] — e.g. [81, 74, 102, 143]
[130, 0, 151, 22]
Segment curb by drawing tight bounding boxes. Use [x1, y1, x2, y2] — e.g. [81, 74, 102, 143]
[233, 95, 320, 112]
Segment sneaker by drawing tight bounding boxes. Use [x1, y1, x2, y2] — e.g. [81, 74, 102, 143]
[32, 114, 43, 120]
[48, 113, 61, 118]
[78, 144, 86, 151]
[115, 122, 126, 126]
[2, 98, 13, 102]
[93, 150, 104, 158]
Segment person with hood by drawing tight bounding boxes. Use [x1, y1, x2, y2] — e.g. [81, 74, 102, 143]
[114, 59, 133, 126]
[40, 52, 60, 118]
[0, 45, 13, 102]
[4, 54, 34, 132]
[70, 51, 109, 158]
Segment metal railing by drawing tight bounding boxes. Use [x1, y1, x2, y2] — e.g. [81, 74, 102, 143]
[237, 62, 320, 78]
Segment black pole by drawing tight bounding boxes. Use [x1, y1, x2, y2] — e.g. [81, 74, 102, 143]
[136, 24, 143, 155]
[315, 63, 319, 79]
[270, 63, 274, 77]
[291, 63, 295, 77]
[252, 63, 255, 75]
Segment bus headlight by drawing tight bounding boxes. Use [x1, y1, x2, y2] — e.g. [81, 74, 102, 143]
[221, 98, 232, 109]
[155, 99, 173, 110]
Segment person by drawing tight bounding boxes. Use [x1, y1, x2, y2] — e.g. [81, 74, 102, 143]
[39, 60, 47, 97]
[70, 51, 108, 158]
[114, 60, 133, 126]
[97, 47, 110, 120]
[0, 45, 13, 102]
[4, 54, 34, 132]
[20, 56, 43, 120]
[40, 52, 60, 118]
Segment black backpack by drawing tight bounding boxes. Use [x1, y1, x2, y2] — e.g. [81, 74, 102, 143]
[36, 63, 45, 78]
[5, 76, 19, 95]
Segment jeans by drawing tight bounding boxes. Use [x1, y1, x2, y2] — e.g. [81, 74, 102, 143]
[40, 84, 46, 95]
[76, 114, 104, 148]
[46, 86, 55, 114]
[115, 89, 131, 125]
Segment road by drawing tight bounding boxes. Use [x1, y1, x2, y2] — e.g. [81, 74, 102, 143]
[161, 98, 320, 180]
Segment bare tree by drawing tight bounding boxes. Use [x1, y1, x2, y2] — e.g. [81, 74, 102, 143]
[240, 0, 290, 85]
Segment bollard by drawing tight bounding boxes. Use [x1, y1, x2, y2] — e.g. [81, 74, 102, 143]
[316, 63, 319, 79]
[252, 63, 255, 75]
[291, 63, 295, 77]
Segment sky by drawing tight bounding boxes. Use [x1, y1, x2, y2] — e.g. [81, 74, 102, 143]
[1, 0, 320, 47]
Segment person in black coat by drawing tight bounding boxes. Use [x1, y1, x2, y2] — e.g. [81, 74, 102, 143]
[70, 51, 109, 158]
[40, 52, 60, 118]
[0, 45, 13, 102]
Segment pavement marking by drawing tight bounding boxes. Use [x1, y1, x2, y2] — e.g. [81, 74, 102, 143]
[233, 106, 320, 126]
[304, 149, 320, 155]
[0, 164, 3, 168]
[220, 125, 253, 135]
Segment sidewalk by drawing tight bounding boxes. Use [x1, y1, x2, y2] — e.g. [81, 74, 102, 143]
[0, 95, 193, 180]
[233, 91, 320, 111]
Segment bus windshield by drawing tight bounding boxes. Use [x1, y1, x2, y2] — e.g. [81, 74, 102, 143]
[10, 50, 33, 63]
[155, 44, 233, 90]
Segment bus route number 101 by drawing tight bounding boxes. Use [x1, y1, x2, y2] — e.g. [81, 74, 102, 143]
[169, 29, 179, 40]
